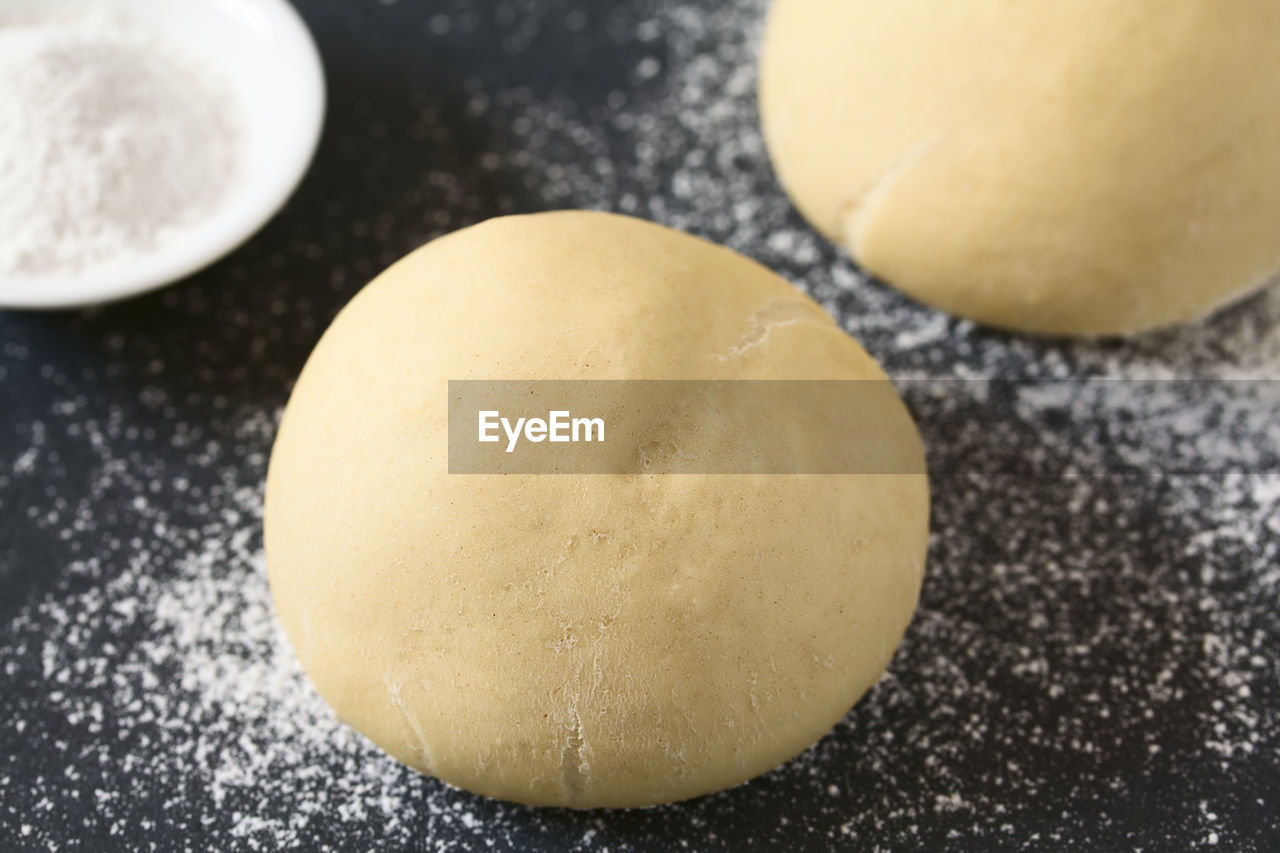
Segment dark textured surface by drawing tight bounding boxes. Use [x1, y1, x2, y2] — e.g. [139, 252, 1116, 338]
[2, 0, 1279, 850]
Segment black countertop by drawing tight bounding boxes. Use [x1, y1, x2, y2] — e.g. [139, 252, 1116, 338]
[2, 0, 1279, 849]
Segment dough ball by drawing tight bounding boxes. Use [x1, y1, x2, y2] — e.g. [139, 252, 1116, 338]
[264, 211, 928, 808]
[759, 0, 1280, 336]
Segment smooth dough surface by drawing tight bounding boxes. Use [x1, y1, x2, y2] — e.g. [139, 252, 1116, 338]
[264, 211, 928, 808]
[759, 0, 1280, 336]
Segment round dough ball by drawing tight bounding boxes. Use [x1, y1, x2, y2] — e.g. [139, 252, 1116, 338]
[759, 0, 1280, 336]
[264, 211, 928, 808]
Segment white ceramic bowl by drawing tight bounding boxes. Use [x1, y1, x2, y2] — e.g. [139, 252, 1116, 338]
[0, 0, 325, 310]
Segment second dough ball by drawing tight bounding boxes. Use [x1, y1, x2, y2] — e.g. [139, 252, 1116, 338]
[759, 0, 1280, 336]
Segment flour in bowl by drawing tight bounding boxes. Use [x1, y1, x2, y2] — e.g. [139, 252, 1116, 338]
[0, 7, 243, 277]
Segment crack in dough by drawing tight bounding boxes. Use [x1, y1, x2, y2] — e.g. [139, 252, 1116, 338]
[386, 677, 436, 774]
[838, 135, 941, 257]
[714, 298, 831, 362]
[561, 707, 587, 804]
